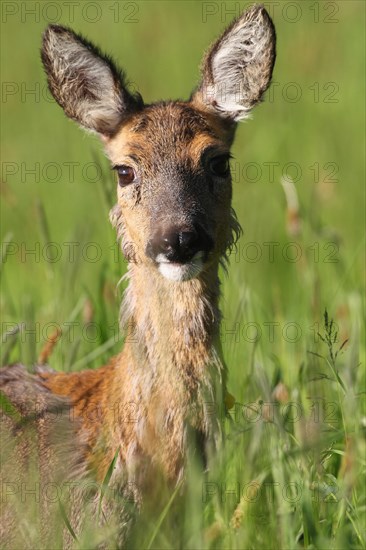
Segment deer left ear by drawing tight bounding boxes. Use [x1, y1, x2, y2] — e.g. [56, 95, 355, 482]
[191, 4, 276, 122]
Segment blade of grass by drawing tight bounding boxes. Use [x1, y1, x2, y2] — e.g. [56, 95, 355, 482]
[145, 480, 183, 550]
[98, 446, 120, 518]
[58, 500, 78, 542]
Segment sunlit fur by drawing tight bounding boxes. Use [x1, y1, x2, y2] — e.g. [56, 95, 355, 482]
[0, 5, 275, 546]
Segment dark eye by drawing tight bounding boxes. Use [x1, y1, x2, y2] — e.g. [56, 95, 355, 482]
[210, 156, 230, 177]
[115, 165, 136, 186]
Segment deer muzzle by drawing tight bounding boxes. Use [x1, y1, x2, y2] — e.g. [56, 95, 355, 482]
[146, 224, 214, 282]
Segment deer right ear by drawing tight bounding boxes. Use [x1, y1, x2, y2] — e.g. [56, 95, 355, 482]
[192, 4, 276, 122]
[41, 25, 143, 137]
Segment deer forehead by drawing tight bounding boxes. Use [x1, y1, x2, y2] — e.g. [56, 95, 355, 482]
[105, 102, 233, 169]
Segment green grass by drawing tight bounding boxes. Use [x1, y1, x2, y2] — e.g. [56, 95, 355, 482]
[1, 1, 365, 548]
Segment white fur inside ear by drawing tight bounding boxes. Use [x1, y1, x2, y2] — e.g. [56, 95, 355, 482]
[199, 7, 275, 121]
[44, 29, 125, 134]
[212, 20, 271, 119]
[203, 83, 253, 121]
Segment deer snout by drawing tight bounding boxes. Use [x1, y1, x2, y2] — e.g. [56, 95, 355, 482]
[147, 226, 213, 264]
[161, 230, 199, 263]
[146, 226, 213, 281]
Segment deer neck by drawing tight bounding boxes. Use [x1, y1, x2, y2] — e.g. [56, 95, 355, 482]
[122, 261, 223, 387]
[104, 262, 225, 481]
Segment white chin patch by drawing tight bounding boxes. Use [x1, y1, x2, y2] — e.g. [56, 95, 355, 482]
[157, 252, 204, 282]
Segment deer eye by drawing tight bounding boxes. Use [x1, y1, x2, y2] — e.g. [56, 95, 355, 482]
[210, 156, 230, 178]
[115, 165, 136, 186]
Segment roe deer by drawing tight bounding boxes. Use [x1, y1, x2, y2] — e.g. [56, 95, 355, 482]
[1, 4, 276, 547]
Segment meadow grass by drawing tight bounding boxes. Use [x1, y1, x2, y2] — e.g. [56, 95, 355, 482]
[1, 1, 365, 548]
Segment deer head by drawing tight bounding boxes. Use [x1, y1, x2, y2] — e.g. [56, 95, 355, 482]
[41, 4, 275, 282]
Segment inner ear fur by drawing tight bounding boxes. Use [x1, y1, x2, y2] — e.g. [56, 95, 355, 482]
[41, 24, 143, 136]
[192, 4, 276, 122]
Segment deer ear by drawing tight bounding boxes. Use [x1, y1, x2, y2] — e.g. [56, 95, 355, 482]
[41, 25, 143, 137]
[192, 4, 276, 122]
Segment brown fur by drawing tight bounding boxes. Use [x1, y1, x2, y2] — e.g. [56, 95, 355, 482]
[1, 4, 276, 546]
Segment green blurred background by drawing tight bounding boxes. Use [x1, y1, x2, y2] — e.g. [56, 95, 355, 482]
[1, 1, 365, 548]
[1, 1, 364, 373]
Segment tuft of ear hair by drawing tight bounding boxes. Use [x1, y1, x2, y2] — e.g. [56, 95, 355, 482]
[192, 4, 276, 122]
[41, 25, 143, 136]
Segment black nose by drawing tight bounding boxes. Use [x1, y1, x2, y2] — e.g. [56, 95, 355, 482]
[147, 226, 212, 264]
[161, 230, 199, 261]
